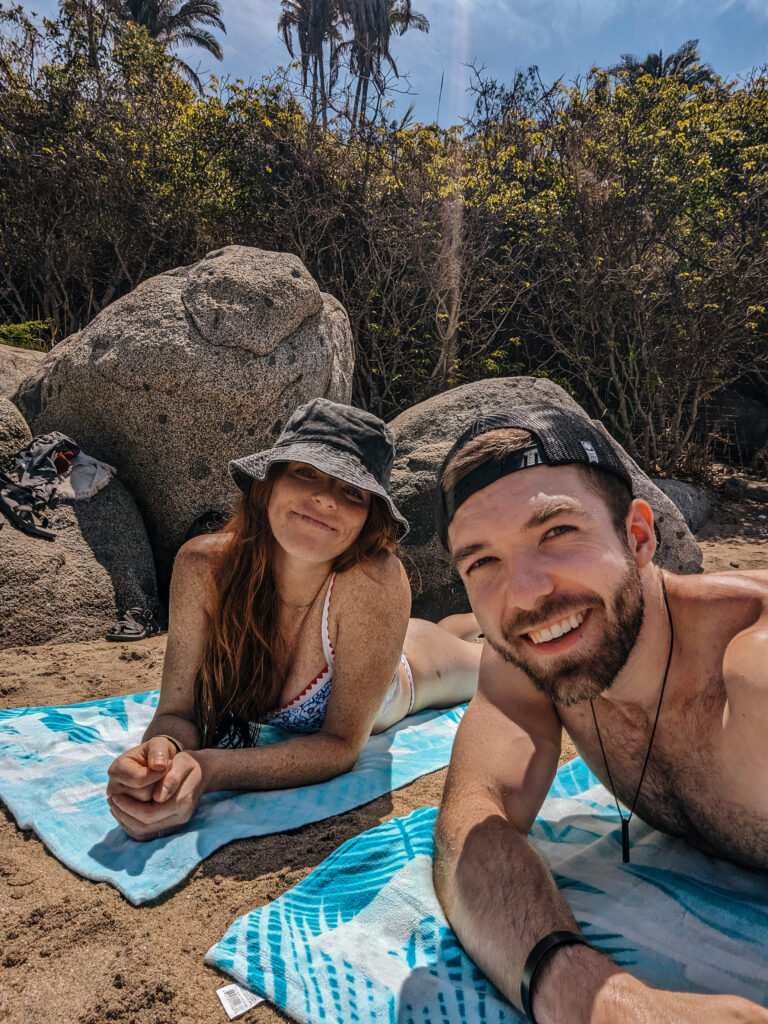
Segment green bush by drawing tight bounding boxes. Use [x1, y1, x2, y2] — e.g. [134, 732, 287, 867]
[0, 320, 55, 352]
[1, 4, 767, 471]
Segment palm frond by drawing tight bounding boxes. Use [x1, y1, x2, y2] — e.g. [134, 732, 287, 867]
[165, 26, 223, 58]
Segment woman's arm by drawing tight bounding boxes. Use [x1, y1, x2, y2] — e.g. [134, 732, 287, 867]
[106, 537, 217, 828]
[200, 552, 412, 791]
[107, 553, 411, 838]
[141, 537, 217, 749]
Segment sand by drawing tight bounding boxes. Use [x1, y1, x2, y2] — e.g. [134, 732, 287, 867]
[2, 481, 767, 1024]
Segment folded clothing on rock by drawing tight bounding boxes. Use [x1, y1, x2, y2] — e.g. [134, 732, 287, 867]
[207, 758, 768, 1024]
[0, 691, 466, 904]
[15, 431, 115, 502]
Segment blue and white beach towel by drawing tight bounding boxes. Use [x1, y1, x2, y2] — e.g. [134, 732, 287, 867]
[208, 758, 768, 1024]
[0, 691, 464, 904]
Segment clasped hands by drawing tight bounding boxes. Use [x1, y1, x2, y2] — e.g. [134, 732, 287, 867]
[106, 736, 207, 841]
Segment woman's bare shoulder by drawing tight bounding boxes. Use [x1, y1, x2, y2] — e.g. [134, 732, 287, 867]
[172, 533, 229, 587]
[337, 551, 410, 599]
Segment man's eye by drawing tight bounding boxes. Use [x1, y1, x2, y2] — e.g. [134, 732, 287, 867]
[466, 556, 495, 573]
[545, 524, 575, 539]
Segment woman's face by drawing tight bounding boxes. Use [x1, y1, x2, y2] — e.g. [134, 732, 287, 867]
[267, 462, 372, 563]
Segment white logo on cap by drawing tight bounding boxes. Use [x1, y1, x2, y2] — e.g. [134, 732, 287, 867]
[581, 440, 599, 464]
[525, 450, 539, 466]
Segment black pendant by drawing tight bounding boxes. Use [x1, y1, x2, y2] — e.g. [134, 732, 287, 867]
[621, 817, 630, 863]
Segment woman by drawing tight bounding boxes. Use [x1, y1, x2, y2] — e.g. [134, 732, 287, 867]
[106, 398, 481, 840]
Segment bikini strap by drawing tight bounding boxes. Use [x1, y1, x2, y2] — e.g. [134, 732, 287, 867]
[321, 573, 336, 667]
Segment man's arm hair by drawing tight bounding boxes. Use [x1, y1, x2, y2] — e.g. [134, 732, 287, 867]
[433, 644, 626, 1024]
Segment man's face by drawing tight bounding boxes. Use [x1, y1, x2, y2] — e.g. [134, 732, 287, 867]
[448, 464, 644, 706]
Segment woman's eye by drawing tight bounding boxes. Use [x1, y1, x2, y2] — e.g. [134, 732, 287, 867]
[295, 466, 316, 478]
[344, 488, 364, 501]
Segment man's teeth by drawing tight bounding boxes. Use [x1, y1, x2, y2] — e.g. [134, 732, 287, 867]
[528, 612, 585, 645]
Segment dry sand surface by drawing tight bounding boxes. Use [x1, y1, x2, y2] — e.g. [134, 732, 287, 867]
[1, 483, 767, 1024]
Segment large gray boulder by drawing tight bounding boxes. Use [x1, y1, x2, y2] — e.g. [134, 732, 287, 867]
[652, 479, 711, 533]
[389, 378, 703, 620]
[0, 344, 46, 402]
[0, 397, 31, 474]
[13, 246, 354, 587]
[0, 479, 162, 648]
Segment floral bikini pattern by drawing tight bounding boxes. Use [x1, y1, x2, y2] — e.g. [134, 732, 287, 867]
[264, 673, 334, 733]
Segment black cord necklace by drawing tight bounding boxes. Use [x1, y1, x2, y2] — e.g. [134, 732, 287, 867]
[589, 571, 674, 864]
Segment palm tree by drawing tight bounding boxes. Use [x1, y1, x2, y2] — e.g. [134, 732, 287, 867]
[108, 0, 226, 91]
[342, 0, 429, 128]
[609, 39, 716, 88]
[278, 0, 343, 124]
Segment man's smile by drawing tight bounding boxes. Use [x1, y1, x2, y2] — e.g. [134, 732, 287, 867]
[526, 609, 587, 645]
[516, 608, 593, 654]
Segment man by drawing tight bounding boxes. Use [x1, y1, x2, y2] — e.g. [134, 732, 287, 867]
[432, 403, 768, 1024]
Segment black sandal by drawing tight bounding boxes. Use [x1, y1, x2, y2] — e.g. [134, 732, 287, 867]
[105, 607, 161, 642]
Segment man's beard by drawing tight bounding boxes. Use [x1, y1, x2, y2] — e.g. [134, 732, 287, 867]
[485, 556, 645, 707]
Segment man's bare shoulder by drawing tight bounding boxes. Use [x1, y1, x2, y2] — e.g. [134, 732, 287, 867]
[675, 569, 768, 703]
[722, 576, 768, 703]
[675, 567, 768, 598]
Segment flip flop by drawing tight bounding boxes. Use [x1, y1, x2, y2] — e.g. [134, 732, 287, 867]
[105, 607, 161, 642]
[0, 486, 56, 540]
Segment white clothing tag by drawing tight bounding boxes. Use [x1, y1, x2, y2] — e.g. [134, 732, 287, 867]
[216, 983, 264, 1019]
[580, 440, 599, 463]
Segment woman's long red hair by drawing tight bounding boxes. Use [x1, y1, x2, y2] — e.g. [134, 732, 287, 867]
[193, 467, 399, 747]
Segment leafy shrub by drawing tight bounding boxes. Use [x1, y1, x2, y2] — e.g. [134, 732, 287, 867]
[0, 320, 55, 351]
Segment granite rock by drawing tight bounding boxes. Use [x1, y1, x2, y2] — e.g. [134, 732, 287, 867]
[13, 246, 354, 588]
[389, 378, 703, 620]
[652, 479, 711, 533]
[0, 345, 46, 402]
[0, 478, 161, 648]
[0, 397, 32, 474]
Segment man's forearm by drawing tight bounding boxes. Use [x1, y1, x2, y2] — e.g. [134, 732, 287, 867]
[433, 808, 625, 1024]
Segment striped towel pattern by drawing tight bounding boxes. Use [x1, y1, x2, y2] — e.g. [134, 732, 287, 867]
[0, 691, 466, 904]
[208, 758, 768, 1024]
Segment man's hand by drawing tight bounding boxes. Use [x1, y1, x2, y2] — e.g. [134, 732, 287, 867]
[106, 740, 207, 841]
[586, 972, 768, 1024]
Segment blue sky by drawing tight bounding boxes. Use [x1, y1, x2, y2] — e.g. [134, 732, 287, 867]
[25, 0, 768, 124]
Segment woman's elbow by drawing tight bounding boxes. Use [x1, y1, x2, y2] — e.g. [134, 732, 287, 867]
[320, 732, 364, 777]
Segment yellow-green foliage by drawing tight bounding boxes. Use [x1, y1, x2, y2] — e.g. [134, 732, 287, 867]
[0, 321, 55, 351]
[1, 7, 766, 469]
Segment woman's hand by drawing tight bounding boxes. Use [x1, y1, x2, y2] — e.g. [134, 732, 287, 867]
[106, 736, 178, 804]
[106, 743, 208, 841]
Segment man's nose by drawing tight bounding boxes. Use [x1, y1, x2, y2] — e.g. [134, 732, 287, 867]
[502, 555, 554, 611]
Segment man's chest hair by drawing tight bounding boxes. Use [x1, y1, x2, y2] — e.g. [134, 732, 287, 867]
[560, 685, 768, 871]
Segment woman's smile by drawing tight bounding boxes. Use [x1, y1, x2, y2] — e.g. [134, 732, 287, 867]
[291, 509, 337, 532]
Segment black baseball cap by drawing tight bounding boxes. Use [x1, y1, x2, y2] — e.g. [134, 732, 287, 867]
[435, 403, 633, 546]
[229, 398, 409, 537]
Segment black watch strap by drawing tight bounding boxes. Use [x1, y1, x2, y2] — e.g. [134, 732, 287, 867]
[520, 930, 588, 1023]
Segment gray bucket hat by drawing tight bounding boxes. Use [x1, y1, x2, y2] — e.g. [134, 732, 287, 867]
[229, 398, 409, 538]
